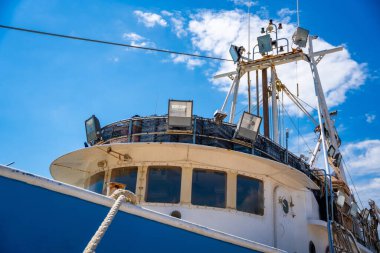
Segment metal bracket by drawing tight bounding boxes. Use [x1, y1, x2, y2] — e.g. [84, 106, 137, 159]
[315, 55, 324, 65]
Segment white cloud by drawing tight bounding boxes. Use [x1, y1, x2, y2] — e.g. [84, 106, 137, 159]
[122, 32, 144, 41]
[161, 10, 173, 17]
[171, 54, 205, 70]
[187, 9, 367, 117]
[162, 10, 187, 38]
[277, 8, 297, 18]
[134, 10, 167, 28]
[122, 32, 155, 48]
[355, 178, 380, 208]
[341, 139, 380, 208]
[171, 16, 187, 38]
[231, 0, 259, 7]
[365, 113, 376, 123]
[341, 139, 380, 177]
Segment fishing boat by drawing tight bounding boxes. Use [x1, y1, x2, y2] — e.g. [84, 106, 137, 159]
[0, 14, 379, 253]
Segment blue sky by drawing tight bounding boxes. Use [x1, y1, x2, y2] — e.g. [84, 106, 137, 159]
[0, 0, 379, 205]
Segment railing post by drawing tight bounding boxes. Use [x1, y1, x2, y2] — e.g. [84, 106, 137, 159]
[128, 119, 133, 143]
[193, 117, 197, 144]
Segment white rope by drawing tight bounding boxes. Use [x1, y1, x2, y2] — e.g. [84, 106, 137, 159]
[83, 189, 137, 253]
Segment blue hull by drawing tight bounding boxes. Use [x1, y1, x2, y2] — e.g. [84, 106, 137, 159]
[0, 171, 264, 253]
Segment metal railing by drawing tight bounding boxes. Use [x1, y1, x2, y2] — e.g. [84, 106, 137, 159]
[94, 116, 310, 174]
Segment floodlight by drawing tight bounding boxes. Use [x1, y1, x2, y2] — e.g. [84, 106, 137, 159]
[213, 110, 227, 125]
[336, 191, 346, 208]
[257, 34, 272, 54]
[85, 115, 101, 145]
[292, 27, 309, 48]
[234, 112, 262, 142]
[168, 100, 193, 129]
[229, 45, 244, 64]
[333, 152, 342, 168]
[327, 145, 336, 158]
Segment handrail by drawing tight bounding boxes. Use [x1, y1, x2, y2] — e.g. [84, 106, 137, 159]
[93, 116, 310, 173]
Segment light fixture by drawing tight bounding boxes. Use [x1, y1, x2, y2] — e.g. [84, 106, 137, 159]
[267, 24, 274, 33]
[292, 27, 309, 48]
[85, 115, 101, 145]
[229, 45, 245, 64]
[261, 27, 265, 34]
[333, 152, 342, 168]
[279, 46, 284, 52]
[278, 23, 283, 29]
[257, 34, 272, 54]
[213, 110, 227, 125]
[336, 191, 346, 208]
[168, 100, 193, 129]
[269, 19, 273, 25]
[327, 145, 336, 158]
[233, 112, 262, 142]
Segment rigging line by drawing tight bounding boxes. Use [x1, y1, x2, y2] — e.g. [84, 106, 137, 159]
[282, 104, 314, 154]
[282, 86, 318, 126]
[342, 158, 364, 210]
[296, 96, 317, 111]
[0, 24, 232, 62]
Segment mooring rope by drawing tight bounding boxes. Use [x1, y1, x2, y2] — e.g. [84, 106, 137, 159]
[83, 189, 137, 253]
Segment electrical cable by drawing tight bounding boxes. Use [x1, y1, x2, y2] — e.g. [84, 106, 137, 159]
[342, 158, 364, 210]
[282, 104, 314, 154]
[0, 24, 232, 62]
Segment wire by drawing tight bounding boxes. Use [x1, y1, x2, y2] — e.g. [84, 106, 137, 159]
[0, 24, 233, 62]
[342, 158, 364, 210]
[282, 104, 314, 154]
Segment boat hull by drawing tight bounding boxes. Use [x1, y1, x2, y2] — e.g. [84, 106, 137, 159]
[0, 166, 279, 253]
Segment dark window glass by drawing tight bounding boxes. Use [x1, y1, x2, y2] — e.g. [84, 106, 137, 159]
[110, 167, 138, 193]
[146, 167, 181, 203]
[192, 169, 226, 208]
[88, 171, 105, 194]
[236, 175, 264, 215]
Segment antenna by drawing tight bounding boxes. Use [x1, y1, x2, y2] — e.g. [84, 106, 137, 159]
[296, 0, 300, 27]
[247, 1, 251, 59]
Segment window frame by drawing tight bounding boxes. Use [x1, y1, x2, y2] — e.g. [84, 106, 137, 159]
[236, 174, 264, 215]
[145, 166, 182, 204]
[87, 171, 106, 194]
[191, 168, 227, 208]
[110, 166, 138, 193]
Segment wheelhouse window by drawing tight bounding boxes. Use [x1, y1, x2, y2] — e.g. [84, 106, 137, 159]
[192, 169, 226, 208]
[236, 175, 264, 215]
[110, 167, 138, 193]
[145, 167, 181, 203]
[88, 171, 105, 194]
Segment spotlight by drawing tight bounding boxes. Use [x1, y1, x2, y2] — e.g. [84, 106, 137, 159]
[233, 112, 262, 142]
[229, 45, 245, 64]
[85, 115, 101, 145]
[168, 100, 193, 129]
[292, 27, 309, 48]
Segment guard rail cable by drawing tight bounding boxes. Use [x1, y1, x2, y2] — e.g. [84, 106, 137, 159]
[83, 189, 137, 253]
